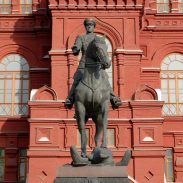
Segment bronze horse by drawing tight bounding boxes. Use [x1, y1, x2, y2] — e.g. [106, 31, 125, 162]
[74, 36, 111, 158]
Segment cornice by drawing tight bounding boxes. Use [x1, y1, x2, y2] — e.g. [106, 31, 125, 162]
[143, 13, 183, 31]
[49, 49, 67, 55]
[0, 14, 50, 32]
[49, 4, 143, 11]
[115, 49, 143, 55]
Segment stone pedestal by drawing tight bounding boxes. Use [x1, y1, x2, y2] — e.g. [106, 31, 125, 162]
[55, 165, 129, 183]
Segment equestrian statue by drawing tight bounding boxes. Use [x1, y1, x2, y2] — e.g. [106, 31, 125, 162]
[65, 18, 123, 165]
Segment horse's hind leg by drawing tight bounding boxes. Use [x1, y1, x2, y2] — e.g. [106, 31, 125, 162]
[75, 102, 87, 158]
[93, 115, 103, 147]
[101, 101, 109, 148]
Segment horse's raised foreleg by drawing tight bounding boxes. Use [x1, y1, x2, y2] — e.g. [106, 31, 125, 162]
[75, 102, 87, 158]
[101, 101, 109, 148]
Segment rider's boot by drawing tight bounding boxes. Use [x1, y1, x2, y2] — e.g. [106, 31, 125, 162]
[110, 90, 122, 109]
[65, 83, 76, 109]
[110, 96, 122, 109]
[106, 80, 122, 109]
[65, 97, 74, 109]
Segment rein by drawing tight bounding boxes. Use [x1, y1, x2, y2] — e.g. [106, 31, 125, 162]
[85, 61, 102, 68]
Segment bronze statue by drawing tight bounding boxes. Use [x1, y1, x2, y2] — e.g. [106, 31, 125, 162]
[65, 18, 122, 110]
[55, 19, 131, 183]
[65, 18, 122, 162]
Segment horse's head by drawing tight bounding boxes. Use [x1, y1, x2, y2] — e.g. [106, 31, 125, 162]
[87, 36, 111, 69]
[93, 36, 111, 69]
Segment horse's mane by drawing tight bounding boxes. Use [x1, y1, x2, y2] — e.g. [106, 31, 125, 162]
[93, 36, 106, 44]
[85, 35, 109, 68]
[88, 36, 107, 55]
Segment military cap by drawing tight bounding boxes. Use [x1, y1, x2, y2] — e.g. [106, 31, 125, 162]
[84, 18, 96, 27]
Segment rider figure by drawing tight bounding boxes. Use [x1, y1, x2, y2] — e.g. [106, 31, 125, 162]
[65, 18, 122, 109]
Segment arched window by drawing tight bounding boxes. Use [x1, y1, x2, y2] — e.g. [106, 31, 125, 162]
[157, 0, 170, 13]
[103, 36, 113, 88]
[20, 0, 32, 14]
[161, 53, 183, 116]
[0, 54, 29, 116]
[179, 0, 183, 12]
[0, 0, 33, 14]
[0, 0, 11, 14]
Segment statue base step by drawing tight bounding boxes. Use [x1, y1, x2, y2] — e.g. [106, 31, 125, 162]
[54, 165, 129, 183]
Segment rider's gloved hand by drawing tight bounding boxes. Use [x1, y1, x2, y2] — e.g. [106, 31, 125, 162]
[72, 46, 80, 56]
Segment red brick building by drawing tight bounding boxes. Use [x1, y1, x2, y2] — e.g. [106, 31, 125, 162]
[0, 0, 183, 183]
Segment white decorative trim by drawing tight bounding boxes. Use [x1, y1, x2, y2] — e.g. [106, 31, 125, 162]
[164, 173, 167, 183]
[30, 89, 38, 101]
[155, 89, 162, 101]
[49, 49, 67, 52]
[142, 136, 154, 142]
[147, 26, 156, 28]
[115, 49, 143, 53]
[141, 67, 160, 71]
[30, 68, 49, 71]
[128, 175, 138, 183]
[38, 137, 49, 142]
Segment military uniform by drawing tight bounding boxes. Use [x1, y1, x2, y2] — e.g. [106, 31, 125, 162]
[73, 33, 96, 82]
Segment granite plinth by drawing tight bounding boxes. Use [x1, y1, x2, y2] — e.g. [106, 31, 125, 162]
[54, 165, 129, 183]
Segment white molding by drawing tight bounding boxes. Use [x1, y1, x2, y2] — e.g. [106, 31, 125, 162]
[128, 176, 138, 183]
[30, 89, 38, 101]
[155, 89, 162, 101]
[141, 67, 160, 71]
[30, 68, 49, 71]
[49, 49, 67, 52]
[115, 49, 143, 53]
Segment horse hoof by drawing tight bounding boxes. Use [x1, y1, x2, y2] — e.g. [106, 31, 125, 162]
[64, 98, 74, 109]
[81, 153, 87, 158]
[70, 146, 90, 166]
